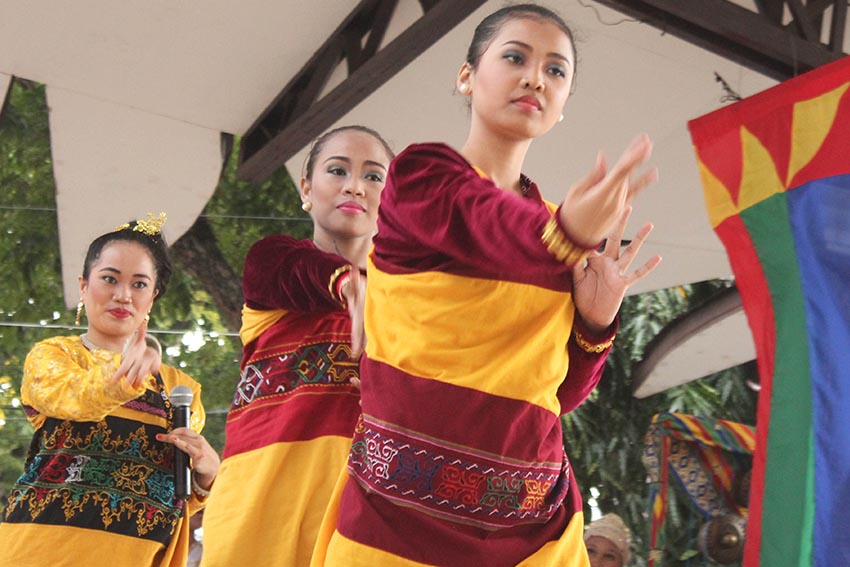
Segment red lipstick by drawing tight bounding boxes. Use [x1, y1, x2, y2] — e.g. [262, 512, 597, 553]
[512, 95, 542, 111]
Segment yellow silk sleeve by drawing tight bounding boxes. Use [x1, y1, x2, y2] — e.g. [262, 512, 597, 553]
[21, 337, 147, 428]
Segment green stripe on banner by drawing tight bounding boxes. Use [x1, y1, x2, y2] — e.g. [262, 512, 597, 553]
[741, 194, 814, 567]
[803, 431, 814, 565]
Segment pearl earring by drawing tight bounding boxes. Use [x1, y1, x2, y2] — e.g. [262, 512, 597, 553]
[301, 201, 312, 213]
[458, 83, 470, 95]
[558, 114, 564, 123]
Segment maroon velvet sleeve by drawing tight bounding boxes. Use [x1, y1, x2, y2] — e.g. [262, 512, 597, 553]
[373, 143, 579, 279]
[242, 235, 348, 312]
[556, 314, 619, 415]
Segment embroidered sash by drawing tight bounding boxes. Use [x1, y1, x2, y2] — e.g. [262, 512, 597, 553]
[348, 415, 571, 531]
[3, 386, 183, 545]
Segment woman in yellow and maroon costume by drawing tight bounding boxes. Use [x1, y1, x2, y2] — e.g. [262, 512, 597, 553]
[313, 5, 661, 567]
[200, 126, 394, 567]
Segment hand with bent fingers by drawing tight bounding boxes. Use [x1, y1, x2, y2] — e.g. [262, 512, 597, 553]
[113, 323, 161, 388]
[341, 267, 367, 361]
[156, 428, 221, 491]
[560, 133, 658, 248]
[572, 207, 662, 333]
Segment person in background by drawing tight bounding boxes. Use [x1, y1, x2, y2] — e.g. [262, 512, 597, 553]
[200, 126, 394, 567]
[0, 214, 219, 567]
[584, 514, 633, 567]
[311, 4, 660, 566]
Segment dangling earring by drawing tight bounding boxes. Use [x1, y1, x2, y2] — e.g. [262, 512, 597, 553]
[144, 313, 151, 324]
[301, 201, 313, 213]
[75, 300, 84, 326]
[558, 114, 564, 123]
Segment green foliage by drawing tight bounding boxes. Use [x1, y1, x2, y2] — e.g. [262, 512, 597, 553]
[0, 81, 66, 337]
[0, 374, 32, 502]
[0, 81, 61, 492]
[566, 281, 757, 567]
[203, 136, 311, 273]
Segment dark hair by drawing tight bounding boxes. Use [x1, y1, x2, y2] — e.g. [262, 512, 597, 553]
[466, 3, 577, 79]
[303, 125, 395, 179]
[82, 221, 173, 301]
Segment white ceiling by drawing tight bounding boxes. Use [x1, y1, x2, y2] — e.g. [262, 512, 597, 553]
[4, 0, 832, 394]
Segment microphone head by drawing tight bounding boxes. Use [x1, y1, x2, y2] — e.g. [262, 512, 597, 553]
[169, 385, 194, 408]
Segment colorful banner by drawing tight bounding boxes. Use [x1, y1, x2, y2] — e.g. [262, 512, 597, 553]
[642, 412, 754, 566]
[688, 55, 850, 567]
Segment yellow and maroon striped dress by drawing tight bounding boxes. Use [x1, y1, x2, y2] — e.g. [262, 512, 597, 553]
[201, 236, 361, 567]
[312, 143, 615, 567]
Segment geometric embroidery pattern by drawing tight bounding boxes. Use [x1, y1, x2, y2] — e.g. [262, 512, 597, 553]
[232, 341, 357, 408]
[348, 415, 570, 531]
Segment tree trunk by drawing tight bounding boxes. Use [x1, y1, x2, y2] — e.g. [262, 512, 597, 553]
[171, 217, 243, 330]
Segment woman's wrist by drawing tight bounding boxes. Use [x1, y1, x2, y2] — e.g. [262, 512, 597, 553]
[328, 265, 353, 307]
[544, 205, 598, 265]
[580, 318, 610, 336]
[573, 314, 618, 353]
[191, 472, 214, 497]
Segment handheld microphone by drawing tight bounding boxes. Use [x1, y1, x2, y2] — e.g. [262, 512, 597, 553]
[169, 385, 193, 501]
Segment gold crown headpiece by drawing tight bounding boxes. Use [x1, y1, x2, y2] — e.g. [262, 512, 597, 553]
[114, 212, 167, 236]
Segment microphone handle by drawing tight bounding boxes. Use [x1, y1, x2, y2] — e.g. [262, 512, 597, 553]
[173, 405, 192, 500]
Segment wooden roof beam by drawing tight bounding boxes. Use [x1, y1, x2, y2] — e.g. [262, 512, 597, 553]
[594, 0, 846, 82]
[238, 0, 486, 182]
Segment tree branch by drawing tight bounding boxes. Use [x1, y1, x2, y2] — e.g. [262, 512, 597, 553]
[171, 216, 243, 330]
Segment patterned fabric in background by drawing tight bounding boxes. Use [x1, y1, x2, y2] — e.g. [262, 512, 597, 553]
[642, 412, 755, 565]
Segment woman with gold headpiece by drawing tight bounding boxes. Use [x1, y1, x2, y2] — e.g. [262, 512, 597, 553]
[0, 215, 220, 567]
[200, 126, 394, 567]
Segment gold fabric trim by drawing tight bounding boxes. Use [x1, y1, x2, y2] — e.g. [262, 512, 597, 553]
[574, 330, 615, 353]
[541, 217, 590, 265]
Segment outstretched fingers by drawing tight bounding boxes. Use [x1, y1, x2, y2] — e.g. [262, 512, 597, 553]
[572, 151, 607, 196]
[625, 253, 662, 286]
[615, 219, 652, 270]
[603, 134, 653, 199]
[602, 206, 632, 257]
[626, 165, 659, 205]
[604, 212, 661, 287]
[620, 221, 661, 285]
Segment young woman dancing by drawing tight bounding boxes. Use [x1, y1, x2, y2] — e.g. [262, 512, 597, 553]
[312, 5, 660, 566]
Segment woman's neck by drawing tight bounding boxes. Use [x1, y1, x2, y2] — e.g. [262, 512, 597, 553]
[312, 232, 372, 270]
[460, 125, 532, 195]
[81, 330, 128, 354]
